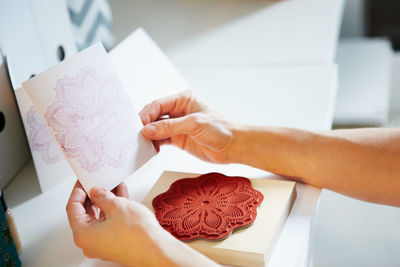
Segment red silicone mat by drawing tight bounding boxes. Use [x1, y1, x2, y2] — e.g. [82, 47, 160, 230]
[152, 172, 264, 241]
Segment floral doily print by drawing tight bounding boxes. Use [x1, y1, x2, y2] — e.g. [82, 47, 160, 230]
[44, 67, 136, 172]
[27, 106, 62, 164]
[152, 172, 264, 241]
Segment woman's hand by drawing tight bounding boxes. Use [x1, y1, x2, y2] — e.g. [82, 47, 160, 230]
[140, 90, 237, 163]
[66, 181, 219, 266]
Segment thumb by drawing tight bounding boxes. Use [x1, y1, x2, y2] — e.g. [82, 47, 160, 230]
[90, 186, 118, 215]
[142, 115, 196, 140]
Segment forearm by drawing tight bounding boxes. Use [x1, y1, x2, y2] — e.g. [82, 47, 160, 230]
[229, 126, 400, 206]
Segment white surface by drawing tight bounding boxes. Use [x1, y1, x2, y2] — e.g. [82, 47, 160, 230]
[334, 38, 393, 125]
[109, 0, 344, 65]
[110, 28, 188, 111]
[8, 147, 321, 267]
[309, 190, 400, 267]
[167, 0, 344, 65]
[180, 65, 337, 131]
[111, 0, 276, 50]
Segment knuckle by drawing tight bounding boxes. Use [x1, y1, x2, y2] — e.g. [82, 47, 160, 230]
[188, 113, 204, 128]
[160, 119, 171, 133]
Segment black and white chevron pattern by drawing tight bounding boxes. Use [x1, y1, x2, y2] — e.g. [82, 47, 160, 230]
[67, 0, 114, 51]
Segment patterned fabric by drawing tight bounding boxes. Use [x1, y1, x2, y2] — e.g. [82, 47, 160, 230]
[67, 0, 114, 51]
[0, 202, 20, 267]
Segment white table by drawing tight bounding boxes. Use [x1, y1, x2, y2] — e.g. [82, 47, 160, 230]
[4, 0, 344, 266]
[6, 146, 321, 267]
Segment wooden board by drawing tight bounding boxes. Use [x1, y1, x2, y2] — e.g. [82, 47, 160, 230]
[142, 171, 297, 267]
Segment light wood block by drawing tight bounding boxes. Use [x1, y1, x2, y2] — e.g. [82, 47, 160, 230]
[142, 171, 297, 267]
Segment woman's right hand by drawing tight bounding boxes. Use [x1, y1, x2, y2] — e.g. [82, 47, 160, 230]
[140, 90, 239, 164]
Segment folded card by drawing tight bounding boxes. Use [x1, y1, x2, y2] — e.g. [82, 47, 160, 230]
[23, 43, 156, 192]
[15, 87, 75, 192]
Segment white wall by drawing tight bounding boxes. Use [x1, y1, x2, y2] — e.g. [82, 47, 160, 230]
[109, 0, 270, 51]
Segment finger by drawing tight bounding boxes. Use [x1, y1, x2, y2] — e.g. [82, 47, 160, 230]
[139, 95, 176, 125]
[89, 186, 119, 215]
[66, 181, 92, 232]
[142, 117, 170, 152]
[142, 115, 197, 140]
[139, 90, 194, 125]
[112, 182, 129, 199]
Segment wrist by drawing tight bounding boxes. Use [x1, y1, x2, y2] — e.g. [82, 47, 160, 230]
[152, 233, 212, 267]
[122, 221, 179, 267]
[227, 124, 248, 164]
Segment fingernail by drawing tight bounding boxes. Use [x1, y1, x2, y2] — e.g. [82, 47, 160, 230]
[90, 186, 106, 198]
[143, 124, 157, 135]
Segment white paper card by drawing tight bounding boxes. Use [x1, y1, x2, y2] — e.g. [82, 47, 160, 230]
[23, 43, 156, 192]
[15, 87, 75, 192]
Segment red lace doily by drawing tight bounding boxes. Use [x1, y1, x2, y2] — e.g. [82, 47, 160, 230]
[152, 172, 264, 241]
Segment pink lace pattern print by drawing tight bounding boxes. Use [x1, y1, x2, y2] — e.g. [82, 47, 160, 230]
[45, 67, 136, 172]
[27, 106, 62, 164]
[152, 172, 264, 241]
